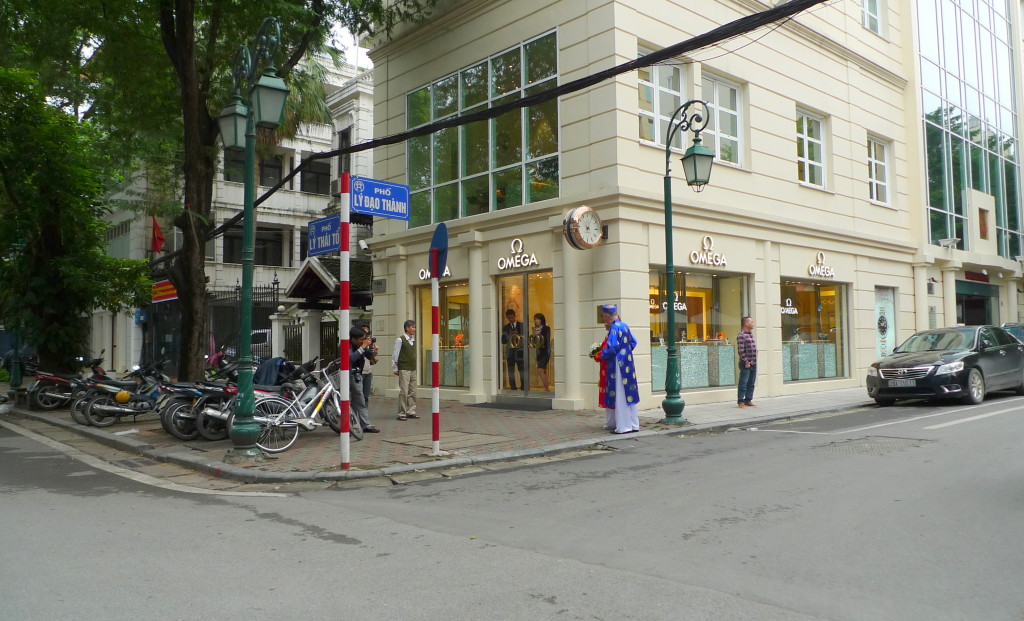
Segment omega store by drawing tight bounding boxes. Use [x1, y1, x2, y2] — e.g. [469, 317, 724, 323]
[408, 235, 555, 398]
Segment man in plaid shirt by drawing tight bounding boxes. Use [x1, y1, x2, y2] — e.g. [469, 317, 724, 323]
[737, 316, 757, 408]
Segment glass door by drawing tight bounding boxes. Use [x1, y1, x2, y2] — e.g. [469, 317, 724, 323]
[498, 271, 554, 395]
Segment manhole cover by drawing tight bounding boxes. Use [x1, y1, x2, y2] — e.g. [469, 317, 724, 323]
[813, 436, 935, 456]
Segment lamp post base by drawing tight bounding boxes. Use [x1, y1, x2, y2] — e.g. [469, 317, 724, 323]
[660, 396, 687, 424]
[224, 447, 266, 464]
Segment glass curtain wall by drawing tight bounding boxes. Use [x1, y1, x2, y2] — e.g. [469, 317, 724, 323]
[650, 269, 746, 391]
[416, 281, 471, 387]
[406, 32, 559, 228]
[780, 280, 846, 381]
[919, 0, 1021, 256]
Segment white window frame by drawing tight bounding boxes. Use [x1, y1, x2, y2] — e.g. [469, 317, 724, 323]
[637, 52, 687, 149]
[701, 74, 743, 167]
[867, 136, 891, 206]
[797, 110, 826, 189]
[862, 0, 882, 35]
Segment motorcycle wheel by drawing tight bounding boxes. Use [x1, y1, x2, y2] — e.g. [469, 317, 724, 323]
[69, 394, 91, 426]
[31, 385, 68, 411]
[85, 395, 120, 427]
[163, 401, 200, 441]
[196, 407, 229, 441]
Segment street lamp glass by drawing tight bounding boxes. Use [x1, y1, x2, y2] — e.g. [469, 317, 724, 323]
[217, 99, 248, 150]
[253, 72, 289, 128]
[681, 137, 715, 192]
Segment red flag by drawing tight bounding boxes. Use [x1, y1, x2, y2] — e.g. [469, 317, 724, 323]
[151, 216, 165, 253]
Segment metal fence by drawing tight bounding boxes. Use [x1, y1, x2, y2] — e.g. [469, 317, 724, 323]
[320, 322, 338, 361]
[283, 324, 302, 362]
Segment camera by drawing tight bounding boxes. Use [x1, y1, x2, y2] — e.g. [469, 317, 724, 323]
[370, 336, 377, 344]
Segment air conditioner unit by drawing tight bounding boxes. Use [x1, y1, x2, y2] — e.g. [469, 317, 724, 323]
[329, 178, 340, 197]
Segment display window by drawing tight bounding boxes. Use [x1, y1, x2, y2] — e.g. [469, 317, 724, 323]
[780, 280, 847, 380]
[649, 269, 748, 390]
[416, 280, 470, 387]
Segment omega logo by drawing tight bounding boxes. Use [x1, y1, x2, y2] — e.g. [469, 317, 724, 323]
[649, 291, 687, 312]
[498, 238, 540, 271]
[808, 251, 836, 278]
[780, 298, 799, 315]
[690, 235, 728, 266]
[418, 266, 451, 280]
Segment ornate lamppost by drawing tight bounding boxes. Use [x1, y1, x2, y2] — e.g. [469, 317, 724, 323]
[660, 100, 715, 423]
[217, 17, 290, 461]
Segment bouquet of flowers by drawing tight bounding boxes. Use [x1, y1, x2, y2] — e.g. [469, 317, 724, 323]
[589, 342, 603, 357]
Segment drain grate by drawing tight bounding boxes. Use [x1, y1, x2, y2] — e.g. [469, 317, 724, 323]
[813, 436, 936, 456]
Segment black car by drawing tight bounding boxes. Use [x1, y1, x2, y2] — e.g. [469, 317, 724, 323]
[1001, 322, 1024, 343]
[866, 325, 1024, 406]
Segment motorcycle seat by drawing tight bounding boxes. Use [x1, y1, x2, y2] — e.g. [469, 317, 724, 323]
[96, 379, 139, 390]
[253, 383, 288, 393]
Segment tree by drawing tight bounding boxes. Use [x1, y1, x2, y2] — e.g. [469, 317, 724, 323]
[0, 0, 438, 380]
[0, 68, 152, 371]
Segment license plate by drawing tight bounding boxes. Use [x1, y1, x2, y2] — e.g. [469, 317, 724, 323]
[887, 379, 916, 387]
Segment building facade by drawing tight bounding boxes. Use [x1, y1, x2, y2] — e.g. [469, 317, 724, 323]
[364, 0, 1024, 409]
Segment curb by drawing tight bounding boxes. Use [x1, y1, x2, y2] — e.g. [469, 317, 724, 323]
[3, 398, 875, 484]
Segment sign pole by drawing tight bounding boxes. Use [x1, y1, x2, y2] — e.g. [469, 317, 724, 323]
[339, 172, 351, 469]
[430, 248, 441, 455]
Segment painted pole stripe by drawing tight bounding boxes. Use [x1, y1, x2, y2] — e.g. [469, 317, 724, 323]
[339, 172, 351, 469]
[430, 248, 441, 454]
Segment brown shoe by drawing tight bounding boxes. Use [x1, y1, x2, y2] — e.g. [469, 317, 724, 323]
[745, 402, 756, 407]
[397, 415, 408, 421]
[737, 404, 746, 408]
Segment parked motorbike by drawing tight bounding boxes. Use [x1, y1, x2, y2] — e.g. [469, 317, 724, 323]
[82, 360, 170, 427]
[27, 351, 108, 411]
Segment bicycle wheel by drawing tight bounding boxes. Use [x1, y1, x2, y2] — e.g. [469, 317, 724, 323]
[349, 410, 364, 441]
[85, 395, 120, 427]
[251, 397, 300, 453]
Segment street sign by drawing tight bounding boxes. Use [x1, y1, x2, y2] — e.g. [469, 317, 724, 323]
[307, 214, 340, 256]
[429, 222, 448, 278]
[351, 176, 411, 220]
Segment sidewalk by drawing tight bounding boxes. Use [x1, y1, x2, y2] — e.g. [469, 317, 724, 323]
[0, 384, 873, 483]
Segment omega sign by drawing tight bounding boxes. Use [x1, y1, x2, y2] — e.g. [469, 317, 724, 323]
[498, 238, 540, 271]
[690, 235, 727, 266]
[808, 251, 836, 278]
[781, 298, 799, 315]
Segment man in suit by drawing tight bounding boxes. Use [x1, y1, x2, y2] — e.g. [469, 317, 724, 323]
[501, 309, 525, 390]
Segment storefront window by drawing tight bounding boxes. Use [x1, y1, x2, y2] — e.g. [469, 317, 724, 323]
[650, 268, 747, 391]
[416, 280, 470, 387]
[780, 280, 846, 380]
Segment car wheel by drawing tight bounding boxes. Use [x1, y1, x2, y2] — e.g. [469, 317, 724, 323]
[874, 398, 895, 407]
[962, 368, 985, 405]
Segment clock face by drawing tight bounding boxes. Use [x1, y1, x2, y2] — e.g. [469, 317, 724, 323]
[578, 209, 602, 246]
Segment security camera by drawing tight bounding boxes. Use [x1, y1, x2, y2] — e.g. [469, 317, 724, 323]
[358, 239, 370, 253]
[937, 237, 960, 248]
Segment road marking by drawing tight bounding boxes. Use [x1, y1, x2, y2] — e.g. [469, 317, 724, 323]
[0, 420, 288, 497]
[923, 406, 1020, 430]
[754, 430, 830, 435]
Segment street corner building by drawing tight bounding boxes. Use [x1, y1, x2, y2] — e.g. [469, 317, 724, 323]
[360, 0, 1024, 410]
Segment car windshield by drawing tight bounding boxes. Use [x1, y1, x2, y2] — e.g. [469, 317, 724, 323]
[896, 330, 974, 353]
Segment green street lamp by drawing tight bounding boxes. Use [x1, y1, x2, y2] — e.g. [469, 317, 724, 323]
[660, 100, 714, 424]
[217, 17, 290, 462]
[5, 241, 27, 402]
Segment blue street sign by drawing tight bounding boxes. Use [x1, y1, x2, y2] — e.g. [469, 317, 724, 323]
[429, 222, 448, 279]
[308, 214, 341, 256]
[351, 176, 411, 220]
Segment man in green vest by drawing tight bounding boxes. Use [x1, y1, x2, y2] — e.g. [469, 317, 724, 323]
[392, 319, 419, 421]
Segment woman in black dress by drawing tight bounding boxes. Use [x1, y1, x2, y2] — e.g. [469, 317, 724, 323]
[532, 313, 552, 392]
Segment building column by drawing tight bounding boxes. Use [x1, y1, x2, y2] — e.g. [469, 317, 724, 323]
[762, 240, 782, 397]
[912, 263, 931, 332]
[270, 311, 289, 359]
[292, 228, 302, 267]
[462, 239, 486, 403]
[299, 310, 322, 362]
[1003, 278, 1018, 324]
[553, 241, 583, 409]
[942, 267, 958, 326]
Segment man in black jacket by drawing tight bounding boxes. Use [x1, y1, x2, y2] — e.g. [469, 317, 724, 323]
[501, 309, 525, 390]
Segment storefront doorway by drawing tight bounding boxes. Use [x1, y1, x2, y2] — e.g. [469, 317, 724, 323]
[956, 280, 998, 325]
[497, 271, 554, 397]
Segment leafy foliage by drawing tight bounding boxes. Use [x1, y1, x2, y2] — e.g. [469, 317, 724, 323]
[0, 68, 151, 370]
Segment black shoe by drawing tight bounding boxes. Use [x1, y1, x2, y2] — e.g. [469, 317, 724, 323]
[363, 426, 381, 433]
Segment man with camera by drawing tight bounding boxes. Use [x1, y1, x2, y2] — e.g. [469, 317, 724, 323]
[357, 322, 379, 407]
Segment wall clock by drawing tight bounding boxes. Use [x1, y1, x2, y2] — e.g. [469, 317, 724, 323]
[563, 206, 603, 250]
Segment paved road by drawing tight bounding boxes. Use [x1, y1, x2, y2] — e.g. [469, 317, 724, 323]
[2, 396, 1022, 620]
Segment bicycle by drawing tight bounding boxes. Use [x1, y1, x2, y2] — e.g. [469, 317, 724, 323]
[249, 358, 363, 453]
